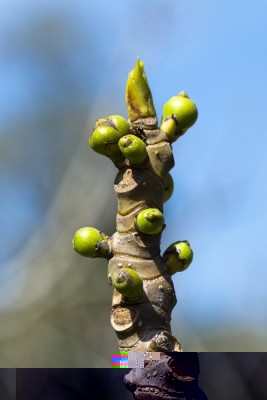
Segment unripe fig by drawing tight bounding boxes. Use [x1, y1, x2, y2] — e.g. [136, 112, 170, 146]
[118, 134, 147, 164]
[163, 240, 193, 274]
[89, 126, 122, 155]
[161, 91, 198, 141]
[95, 115, 130, 136]
[73, 227, 112, 258]
[112, 267, 143, 297]
[135, 208, 164, 235]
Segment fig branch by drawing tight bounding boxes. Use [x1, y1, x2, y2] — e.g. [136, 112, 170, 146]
[73, 59, 198, 351]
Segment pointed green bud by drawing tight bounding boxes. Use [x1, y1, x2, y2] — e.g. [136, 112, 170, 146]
[161, 91, 198, 140]
[126, 59, 156, 122]
[135, 208, 164, 235]
[112, 267, 143, 297]
[164, 173, 174, 202]
[72, 227, 112, 258]
[163, 240, 193, 274]
[118, 134, 147, 164]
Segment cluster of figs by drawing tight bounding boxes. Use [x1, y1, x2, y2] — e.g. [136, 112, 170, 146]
[73, 59, 198, 298]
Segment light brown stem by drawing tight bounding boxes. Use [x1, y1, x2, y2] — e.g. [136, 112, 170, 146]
[108, 117, 181, 351]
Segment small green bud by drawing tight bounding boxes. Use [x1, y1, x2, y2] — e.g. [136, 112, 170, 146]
[72, 227, 110, 258]
[135, 208, 164, 235]
[162, 91, 198, 141]
[112, 267, 143, 297]
[164, 173, 174, 202]
[160, 116, 179, 142]
[163, 240, 193, 274]
[126, 58, 156, 122]
[89, 125, 125, 161]
[118, 134, 147, 164]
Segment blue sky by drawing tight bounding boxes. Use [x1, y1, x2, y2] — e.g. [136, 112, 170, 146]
[0, 0, 267, 335]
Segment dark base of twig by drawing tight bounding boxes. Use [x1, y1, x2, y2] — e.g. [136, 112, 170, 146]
[124, 353, 208, 400]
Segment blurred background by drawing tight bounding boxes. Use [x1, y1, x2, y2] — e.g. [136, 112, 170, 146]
[16, 354, 267, 400]
[0, 369, 15, 400]
[199, 353, 267, 400]
[0, 0, 267, 366]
